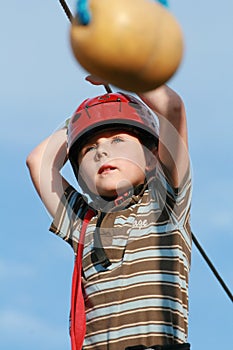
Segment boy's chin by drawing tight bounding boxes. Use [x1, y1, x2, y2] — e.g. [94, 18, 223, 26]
[97, 180, 134, 198]
[95, 187, 119, 199]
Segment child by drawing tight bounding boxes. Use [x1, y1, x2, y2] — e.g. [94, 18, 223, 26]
[26, 77, 192, 350]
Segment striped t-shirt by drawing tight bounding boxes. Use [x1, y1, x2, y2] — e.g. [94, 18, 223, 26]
[50, 164, 192, 350]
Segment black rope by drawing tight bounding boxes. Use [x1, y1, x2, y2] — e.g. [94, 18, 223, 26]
[104, 84, 113, 93]
[192, 231, 233, 302]
[58, 0, 112, 94]
[59, 0, 73, 22]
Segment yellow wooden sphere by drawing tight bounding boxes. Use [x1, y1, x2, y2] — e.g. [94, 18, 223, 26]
[70, 0, 184, 92]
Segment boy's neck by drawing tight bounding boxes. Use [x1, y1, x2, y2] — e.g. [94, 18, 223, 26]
[90, 182, 147, 213]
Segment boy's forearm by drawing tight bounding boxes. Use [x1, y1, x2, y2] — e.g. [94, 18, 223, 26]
[26, 128, 68, 174]
[138, 85, 188, 146]
[138, 85, 184, 123]
[139, 85, 189, 188]
[26, 128, 69, 217]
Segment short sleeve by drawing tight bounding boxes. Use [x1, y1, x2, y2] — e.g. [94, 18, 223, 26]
[49, 185, 86, 251]
[152, 161, 192, 220]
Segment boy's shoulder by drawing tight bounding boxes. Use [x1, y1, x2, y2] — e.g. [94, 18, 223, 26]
[49, 185, 89, 236]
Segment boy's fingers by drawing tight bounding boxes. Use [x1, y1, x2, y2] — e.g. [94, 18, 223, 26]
[85, 75, 108, 86]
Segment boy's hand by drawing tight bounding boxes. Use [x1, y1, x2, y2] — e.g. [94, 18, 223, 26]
[85, 75, 107, 86]
[85, 75, 112, 93]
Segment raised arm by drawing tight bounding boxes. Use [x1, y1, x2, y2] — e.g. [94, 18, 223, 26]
[26, 127, 70, 218]
[138, 85, 189, 188]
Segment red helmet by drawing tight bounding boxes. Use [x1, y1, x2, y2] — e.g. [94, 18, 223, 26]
[67, 92, 159, 156]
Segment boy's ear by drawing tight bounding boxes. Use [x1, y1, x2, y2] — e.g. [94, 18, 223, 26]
[145, 147, 158, 172]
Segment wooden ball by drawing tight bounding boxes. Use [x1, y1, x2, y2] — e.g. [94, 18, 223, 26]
[70, 0, 184, 92]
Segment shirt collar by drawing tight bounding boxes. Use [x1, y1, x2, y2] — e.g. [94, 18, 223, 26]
[89, 179, 151, 213]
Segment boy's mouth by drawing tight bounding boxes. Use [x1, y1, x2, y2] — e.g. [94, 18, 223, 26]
[98, 164, 117, 175]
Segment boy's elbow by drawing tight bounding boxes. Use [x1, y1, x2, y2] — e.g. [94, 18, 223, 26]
[26, 152, 34, 170]
[26, 149, 40, 171]
[26, 150, 43, 197]
[168, 98, 186, 123]
[26, 153, 31, 169]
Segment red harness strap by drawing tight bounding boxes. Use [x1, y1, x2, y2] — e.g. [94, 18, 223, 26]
[70, 209, 95, 350]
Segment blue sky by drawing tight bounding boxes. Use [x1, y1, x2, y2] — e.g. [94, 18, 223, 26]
[1, 1, 232, 349]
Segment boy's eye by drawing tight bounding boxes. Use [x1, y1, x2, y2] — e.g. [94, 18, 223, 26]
[112, 136, 124, 143]
[83, 144, 97, 154]
[81, 136, 124, 156]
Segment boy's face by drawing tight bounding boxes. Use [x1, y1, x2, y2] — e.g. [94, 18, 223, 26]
[77, 129, 156, 198]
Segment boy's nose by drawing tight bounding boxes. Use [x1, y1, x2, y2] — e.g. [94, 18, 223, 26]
[95, 143, 109, 159]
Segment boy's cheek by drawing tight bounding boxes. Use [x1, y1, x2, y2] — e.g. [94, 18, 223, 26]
[78, 166, 94, 188]
[145, 148, 158, 171]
